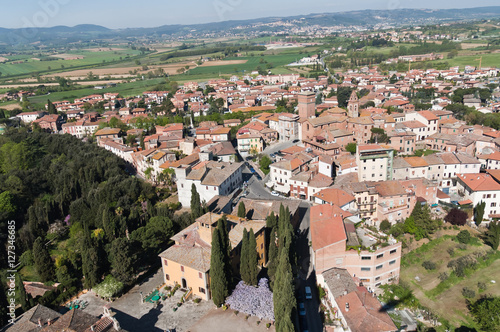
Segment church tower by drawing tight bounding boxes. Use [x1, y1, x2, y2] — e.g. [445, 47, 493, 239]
[347, 90, 359, 118]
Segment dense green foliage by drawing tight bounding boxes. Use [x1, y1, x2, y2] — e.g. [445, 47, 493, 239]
[486, 221, 500, 250]
[469, 296, 500, 331]
[247, 229, 259, 286]
[0, 131, 183, 312]
[240, 228, 250, 284]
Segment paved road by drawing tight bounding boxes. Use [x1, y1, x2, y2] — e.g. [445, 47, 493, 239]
[263, 140, 300, 156]
[294, 202, 323, 332]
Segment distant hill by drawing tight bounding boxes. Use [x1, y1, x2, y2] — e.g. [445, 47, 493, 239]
[0, 6, 500, 45]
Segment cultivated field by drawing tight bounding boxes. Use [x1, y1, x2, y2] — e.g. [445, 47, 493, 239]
[200, 60, 248, 67]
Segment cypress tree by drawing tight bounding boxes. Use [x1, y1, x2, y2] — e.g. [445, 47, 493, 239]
[15, 273, 30, 312]
[217, 216, 232, 286]
[0, 284, 9, 327]
[237, 201, 246, 218]
[33, 237, 54, 282]
[47, 99, 57, 114]
[247, 229, 259, 286]
[191, 184, 202, 219]
[240, 228, 249, 284]
[81, 225, 100, 289]
[268, 226, 278, 282]
[210, 228, 228, 307]
[273, 247, 296, 332]
[266, 212, 277, 229]
[265, 212, 277, 264]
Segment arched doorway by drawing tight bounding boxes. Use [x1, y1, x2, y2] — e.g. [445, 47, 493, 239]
[181, 278, 187, 289]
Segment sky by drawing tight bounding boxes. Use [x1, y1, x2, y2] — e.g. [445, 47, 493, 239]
[3, 0, 500, 29]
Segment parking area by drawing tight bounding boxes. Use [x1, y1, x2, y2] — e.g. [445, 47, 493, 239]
[189, 308, 275, 332]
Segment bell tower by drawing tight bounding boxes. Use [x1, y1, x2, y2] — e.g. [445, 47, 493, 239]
[347, 90, 359, 118]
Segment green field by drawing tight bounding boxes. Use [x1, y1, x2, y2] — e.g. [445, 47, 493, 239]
[0, 48, 143, 77]
[26, 78, 167, 105]
[429, 52, 500, 69]
[182, 53, 303, 79]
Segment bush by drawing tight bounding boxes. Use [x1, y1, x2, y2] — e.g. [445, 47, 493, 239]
[380, 220, 391, 231]
[266, 323, 271, 328]
[477, 282, 487, 291]
[439, 272, 449, 281]
[194, 298, 201, 304]
[447, 247, 455, 256]
[462, 287, 476, 298]
[93, 275, 124, 298]
[456, 230, 471, 244]
[457, 243, 468, 251]
[445, 209, 467, 225]
[422, 260, 437, 271]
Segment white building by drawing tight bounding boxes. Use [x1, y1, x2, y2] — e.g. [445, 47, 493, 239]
[356, 144, 394, 182]
[175, 161, 244, 207]
[456, 173, 500, 225]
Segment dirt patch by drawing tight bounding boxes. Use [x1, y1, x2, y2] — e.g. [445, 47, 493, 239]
[0, 57, 9, 62]
[201, 60, 248, 67]
[461, 43, 488, 49]
[0, 103, 22, 110]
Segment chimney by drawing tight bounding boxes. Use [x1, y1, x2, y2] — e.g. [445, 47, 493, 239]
[345, 302, 349, 312]
[38, 319, 42, 327]
[91, 325, 95, 331]
[337, 273, 340, 279]
[47, 319, 52, 326]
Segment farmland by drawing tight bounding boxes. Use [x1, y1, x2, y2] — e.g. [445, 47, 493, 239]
[0, 48, 144, 77]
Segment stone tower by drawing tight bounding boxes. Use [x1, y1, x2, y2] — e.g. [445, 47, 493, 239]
[298, 91, 316, 119]
[347, 90, 359, 118]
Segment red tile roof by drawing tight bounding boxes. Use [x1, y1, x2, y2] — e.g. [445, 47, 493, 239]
[457, 173, 500, 191]
[310, 204, 347, 251]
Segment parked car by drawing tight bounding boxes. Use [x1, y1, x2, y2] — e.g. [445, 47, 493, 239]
[271, 191, 279, 196]
[300, 316, 309, 332]
[249, 167, 256, 173]
[270, 153, 275, 158]
[305, 286, 312, 300]
[293, 139, 299, 143]
[299, 302, 306, 316]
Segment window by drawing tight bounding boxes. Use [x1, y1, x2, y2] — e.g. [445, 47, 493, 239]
[199, 272, 203, 279]
[261, 243, 264, 249]
[375, 276, 381, 281]
[181, 266, 184, 272]
[360, 278, 370, 283]
[375, 282, 382, 287]
[491, 202, 497, 207]
[164, 259, 168, 266]
[361, 267, 371, 271]
[199, 287, 205, 294]
[376, 264, 383, 270]
[389, 260, 396, 265]
[361, 256, 371, 260]
[376, 253, 384, 259]
[165, 274, 170, 280]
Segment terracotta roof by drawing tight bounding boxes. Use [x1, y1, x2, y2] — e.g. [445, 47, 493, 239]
[310, 204, 347, 251]
[232, 198, 300, 221]
[314, 188, 355, 207]
[159, 245, 211, 273]
[418, 110, 439, 121]
[337, 287, 397, 332]
[404, 156, 428, 167]
[95, 128, 120, 136]
[374, 180, 407, 197]
[457, 173, 500, 191]
[322, 268, 358, 298]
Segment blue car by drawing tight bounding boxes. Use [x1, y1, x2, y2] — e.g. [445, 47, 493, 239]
[249, 167, 256, 173]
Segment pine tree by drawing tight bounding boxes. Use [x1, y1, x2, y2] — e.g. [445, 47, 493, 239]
[240, 228, 249, 284]
[15, 273, 30, 312]
[210, 228, 228, 307]
[33, 237, 54, 282]
[191, 184, 202, 219]
[237, 201, 246, 218]
[247, 229, 259, 286]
